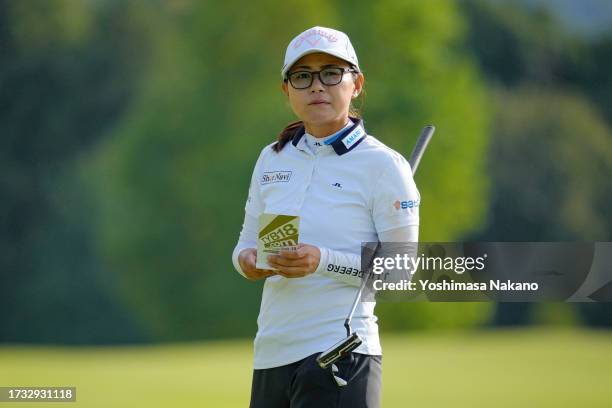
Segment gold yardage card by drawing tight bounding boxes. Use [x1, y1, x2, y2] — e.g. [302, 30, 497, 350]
[256, 213, 300, 270]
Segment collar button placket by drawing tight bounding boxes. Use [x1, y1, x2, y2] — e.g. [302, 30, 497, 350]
[296, 155, 315, 212]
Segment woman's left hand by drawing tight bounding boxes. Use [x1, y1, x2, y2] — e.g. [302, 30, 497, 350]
[267, 243, 321, 278]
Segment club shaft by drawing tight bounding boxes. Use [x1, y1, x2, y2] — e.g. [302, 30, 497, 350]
[344, 125, 435, 336]
[409, 125, 434, 174]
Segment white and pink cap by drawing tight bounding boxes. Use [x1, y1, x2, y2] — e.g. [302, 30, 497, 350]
[281, 26, 360, 79]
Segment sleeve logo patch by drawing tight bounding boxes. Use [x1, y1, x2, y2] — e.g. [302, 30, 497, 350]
[394, 199, 420, 210]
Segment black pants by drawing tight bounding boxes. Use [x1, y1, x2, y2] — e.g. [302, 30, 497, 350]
[249, 352, 382, 408]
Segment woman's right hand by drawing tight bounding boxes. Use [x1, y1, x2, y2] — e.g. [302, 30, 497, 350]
[238, 248, 277, 281]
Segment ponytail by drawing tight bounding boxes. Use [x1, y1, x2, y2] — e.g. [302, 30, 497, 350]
[272, 120, 303, 152]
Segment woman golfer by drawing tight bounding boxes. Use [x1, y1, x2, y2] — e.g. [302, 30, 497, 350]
[232, 26, 420, 408]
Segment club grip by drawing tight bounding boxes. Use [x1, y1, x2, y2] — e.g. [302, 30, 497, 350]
[408, 125, 435, 175]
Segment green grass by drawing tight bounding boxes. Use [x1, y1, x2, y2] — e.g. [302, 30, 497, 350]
[1, 329, 611, 407]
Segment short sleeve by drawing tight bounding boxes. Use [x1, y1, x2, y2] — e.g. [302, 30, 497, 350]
[245, 149, 266, 217]
[371, 155, 420, 233]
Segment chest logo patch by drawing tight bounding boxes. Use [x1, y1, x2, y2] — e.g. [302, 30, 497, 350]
[261, 171, 292, 185]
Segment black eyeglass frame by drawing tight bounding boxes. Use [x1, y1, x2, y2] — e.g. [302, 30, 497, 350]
[284, 67, 359, 89]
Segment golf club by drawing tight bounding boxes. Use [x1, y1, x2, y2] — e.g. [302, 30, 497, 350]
[316, 125, 436, 374]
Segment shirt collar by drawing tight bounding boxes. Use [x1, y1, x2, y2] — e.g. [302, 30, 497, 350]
[304, 120, 352, 154]
[292, 117, 367, 156]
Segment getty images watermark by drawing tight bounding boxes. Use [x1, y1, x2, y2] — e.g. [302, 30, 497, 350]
[370, 251, 538, 291]
[357, 242, 612, 302]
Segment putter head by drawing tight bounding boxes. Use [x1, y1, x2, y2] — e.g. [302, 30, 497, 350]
[316, 332, 363, 369]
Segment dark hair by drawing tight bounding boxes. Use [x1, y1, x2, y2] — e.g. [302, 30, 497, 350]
[272, 67, 365, 152]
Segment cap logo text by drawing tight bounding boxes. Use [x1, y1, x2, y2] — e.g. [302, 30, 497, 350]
[294, 29, 338, 49]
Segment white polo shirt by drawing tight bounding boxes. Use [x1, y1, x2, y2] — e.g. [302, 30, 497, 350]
[236, 118, 420, 369]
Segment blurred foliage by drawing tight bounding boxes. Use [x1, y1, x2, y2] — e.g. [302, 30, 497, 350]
[463, 0, 584, 86]
[477, 87, 612, 241]
[377, 301, 491, 332]
[463, 0, 612, 126]
[0, 0, 149, 343]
